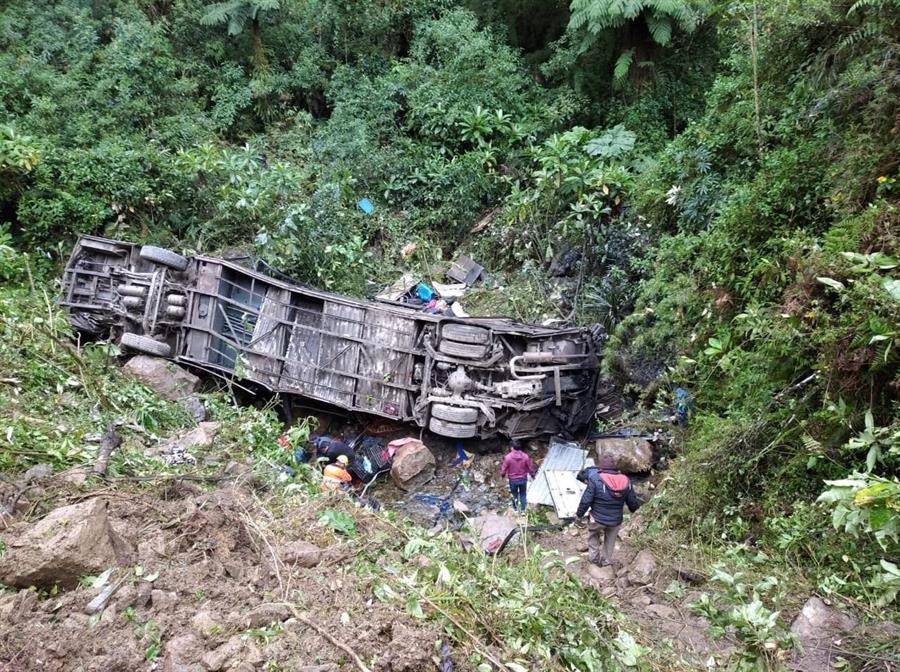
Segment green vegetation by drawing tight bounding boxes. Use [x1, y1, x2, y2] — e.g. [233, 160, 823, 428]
[0, 0, 898, 666]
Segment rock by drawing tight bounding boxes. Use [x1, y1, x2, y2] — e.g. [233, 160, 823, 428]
[163, 422, 221, 452]
[181, 395, 208, 422]
[468, 514, 518, 554]
[790, 597, 858, 672]
[191, 610, 222, 638]
[164, 633, 204, 672]
[23, 463, 53, 482]
[646, 603, 677, 620]
[201, 635, 244, 671]
[3, 589, 38, 624]
[627, 550, 657, 586]
[675, 566, 706, 585]
[389, 438, 436, 490]
[282, 540, 322, 568]
[123, 355, 200, 401]
[223, 562, 243, 580]
[587, 564, 616, 583]
[58, 466, 90, 487]
[595, 437, 653, 473]
[151, 589, 178, 612]
[451, 499, 470, 514]
[0, 499, 131, 589]
[244, 603, 291, 628]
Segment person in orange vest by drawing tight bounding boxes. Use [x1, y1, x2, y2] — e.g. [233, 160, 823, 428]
[321, 454, 353, 492]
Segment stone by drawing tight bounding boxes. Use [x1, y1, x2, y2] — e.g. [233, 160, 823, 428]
[23, 463, 53, 481]
[389, 438, 436, 490]
[282, 540, 322, 568]
[163, 422, 221, 452]
[595, 437, 653, 473]
[587, 564, 616, 583]
[163, 633, 204, 672]
[627, 549, 657, 586]
[58, 466, 90, 487]
[191, 610, 222, 638]
[468, 514, 518, 554]
[790, 597, 858, 672]
[646, 603, 677, 620]
[0, 499, 131, 589]
[201, 635, 244, 671]
[151, 589, 178, 612]
[244, 603, 291, 628]
[181, 395, 208, 422]
[451, 499, 470, 514]
[123, 355, 200, 401]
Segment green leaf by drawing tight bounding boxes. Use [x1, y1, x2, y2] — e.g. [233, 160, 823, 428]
[882, 278, 900, 302]
[816, 277, 845, 291]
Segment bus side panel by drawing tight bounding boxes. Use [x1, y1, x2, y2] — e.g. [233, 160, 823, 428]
[244, 287, 289, 390]
[354, 310, 418, 419]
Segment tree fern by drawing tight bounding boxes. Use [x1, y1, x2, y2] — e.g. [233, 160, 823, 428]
[567, 0, 700, 84]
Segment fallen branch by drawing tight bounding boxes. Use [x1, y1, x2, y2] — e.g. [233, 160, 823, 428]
[417, 593, 508, 671]
[281, 604, 372, 672]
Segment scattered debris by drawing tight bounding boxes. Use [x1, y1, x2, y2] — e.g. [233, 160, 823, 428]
[468, 514, 518, 554]
[446, 254, 486, 286]
[527, 438, 593, 515]
[0, 499, 132, 588]
[545, 469, 587, 519]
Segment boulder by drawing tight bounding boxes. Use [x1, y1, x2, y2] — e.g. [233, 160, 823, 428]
[468, 514, 518, 554]
[595, 437, 653, 473]
[123, 355, 200, 401]
[790, 597, 858, 672]
[282, 540, 322, 568]
[627, 550, 657, 586]
[389, 438, 436, 491]
[0, 499, 131, 588]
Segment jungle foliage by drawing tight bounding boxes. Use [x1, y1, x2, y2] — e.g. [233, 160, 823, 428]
[0, 0, 898, 617]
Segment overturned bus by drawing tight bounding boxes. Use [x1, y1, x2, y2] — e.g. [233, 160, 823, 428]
[61, 235, 602, 439]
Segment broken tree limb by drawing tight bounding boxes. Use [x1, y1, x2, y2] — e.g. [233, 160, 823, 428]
[281, 604, 372, 672]
[92, 425, 122, 476]
[417, 593, 508, 671]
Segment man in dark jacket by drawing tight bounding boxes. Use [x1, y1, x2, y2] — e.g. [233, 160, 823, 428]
[575, 454, 641, 566]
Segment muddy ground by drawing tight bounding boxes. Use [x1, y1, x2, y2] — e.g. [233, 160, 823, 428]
[0, 480, 445, 672]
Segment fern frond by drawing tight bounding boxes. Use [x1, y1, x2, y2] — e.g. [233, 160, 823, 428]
[801, 434, 823, 453]
[646, 12, 673, 45]
[613, 48, 634, 86]
[200, 1, 235, 26]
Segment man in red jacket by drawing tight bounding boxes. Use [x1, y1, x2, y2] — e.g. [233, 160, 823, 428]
[500, 439, 537, 513]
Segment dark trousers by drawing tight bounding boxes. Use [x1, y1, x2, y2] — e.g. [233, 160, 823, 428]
[508, 479, 527, 512]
